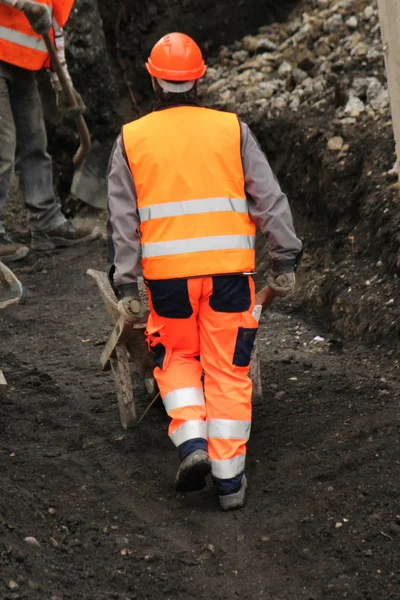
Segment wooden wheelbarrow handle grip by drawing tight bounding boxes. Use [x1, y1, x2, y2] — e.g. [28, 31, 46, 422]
[42, 31, 91, 167]
[255, 285, 276, 313]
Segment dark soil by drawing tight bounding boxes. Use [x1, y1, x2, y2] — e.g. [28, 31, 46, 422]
[1, 242, 399, 600]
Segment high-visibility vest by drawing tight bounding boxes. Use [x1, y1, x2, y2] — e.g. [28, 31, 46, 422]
[0, 0, 74, 71]
[123, 106, 256, 280]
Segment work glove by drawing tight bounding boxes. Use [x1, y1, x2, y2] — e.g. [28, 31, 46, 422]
[267, 272, 296, 298]
[20, 1, 52, 35]
[117, 296, 144, 322]
[56, 88, 86, 120]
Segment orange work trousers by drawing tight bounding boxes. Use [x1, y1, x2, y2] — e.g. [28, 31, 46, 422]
[145, 275, 258, 495]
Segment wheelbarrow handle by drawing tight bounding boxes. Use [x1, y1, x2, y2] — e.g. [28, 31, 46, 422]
[42, 31, 91, 167]
[255, 285, 276, 313]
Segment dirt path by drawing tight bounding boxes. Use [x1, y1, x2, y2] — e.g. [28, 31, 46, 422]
[1, 242, 399, 600]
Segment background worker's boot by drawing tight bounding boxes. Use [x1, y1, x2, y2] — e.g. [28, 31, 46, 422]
[219, 475, 247, 511]
[31, 221, 99, 251]
[175, 449, 211, 493]
[0, 232, 29, 262]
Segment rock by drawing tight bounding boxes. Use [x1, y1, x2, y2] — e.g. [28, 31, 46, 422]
[351, 76, 368, 98]
[324, 14, 343, 33]
[278, 61, 293, 77]
[255, 38, 277, 52]
[318, 0, 330, 7]
[24, 536, 41, 548]
[363, 6, 375, 20]
[232, 50, 249, 63]
[292, 68, 308, 85]
[242, 35, 258, 53]
[346, 16, 358, 29]
[327, 136, 344, 151]
[259, 80, 281, 98]
[8, 581, 19, 590]
[344, 96, 365, 117]
[370, 89, 390, 112]
[351, 42, 369, 57]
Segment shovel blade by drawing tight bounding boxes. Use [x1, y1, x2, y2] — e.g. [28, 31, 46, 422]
[70, 140, 109, 209]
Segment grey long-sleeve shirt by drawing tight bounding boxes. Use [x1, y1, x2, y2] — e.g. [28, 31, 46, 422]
[108, 119, 303, 296]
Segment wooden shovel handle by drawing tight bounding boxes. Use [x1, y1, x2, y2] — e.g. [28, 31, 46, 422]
[42, 30, 91, 166]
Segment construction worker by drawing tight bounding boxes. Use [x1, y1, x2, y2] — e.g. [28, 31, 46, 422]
[107, 33, 303, 510]
[0, 0, 95, 262]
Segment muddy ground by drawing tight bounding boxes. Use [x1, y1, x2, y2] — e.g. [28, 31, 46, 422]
[1, 242, 399, 600]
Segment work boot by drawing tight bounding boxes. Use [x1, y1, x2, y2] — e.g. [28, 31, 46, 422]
[219, 475, 248, 511]
[0, 232, 29, 262]
[31, 221, 98, 251]
[175, 449, 211, 493]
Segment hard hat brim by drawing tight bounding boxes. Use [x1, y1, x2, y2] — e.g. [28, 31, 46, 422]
[146, 59, 207, 81]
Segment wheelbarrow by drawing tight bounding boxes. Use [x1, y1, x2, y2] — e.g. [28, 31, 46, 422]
[0, 261, 24, 386]
[87, 269, 274, 429]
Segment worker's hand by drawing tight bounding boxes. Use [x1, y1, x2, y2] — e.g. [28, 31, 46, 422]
[56, 88, 86, 120]
[117, 296, 144, 322]
[20, 1, 52, 35]
[267, 272, 295, 298]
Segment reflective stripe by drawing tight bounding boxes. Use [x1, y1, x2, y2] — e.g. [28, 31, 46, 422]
[163, 387, 205, 413]
[211, 454, 246, 479]
[208, 419, 251, 441]
[169, 420, 208, 446]
[142, 235, 255, 259]
[139, 197, 248, 222]
[0, 26, 47, 52]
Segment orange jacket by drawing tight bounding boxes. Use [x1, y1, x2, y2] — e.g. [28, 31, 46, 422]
[0, 0, 74, 70]
[122, 107, 256, 280]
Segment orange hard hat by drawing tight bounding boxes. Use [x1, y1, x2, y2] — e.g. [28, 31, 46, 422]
[146, 33, 206, 81]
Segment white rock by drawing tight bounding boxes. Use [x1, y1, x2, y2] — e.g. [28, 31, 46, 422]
[278, 61, 293, 77]
[327, 136, 344, 151]
[311, 336, 325, 344]
[364, 6, 375, 20]
[346, 16, 358, 29]
[370, 89, 390, 112]
[256, 38, 278, 52]
[324, 14, 343, 33]
[344, 96, 365, 117]
[24, 536, 41, 547]
[8, 581, 19, 590]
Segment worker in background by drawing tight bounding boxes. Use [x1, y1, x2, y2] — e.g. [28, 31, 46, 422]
[0, 0, 95, 263]
[107, 33, 303, 511]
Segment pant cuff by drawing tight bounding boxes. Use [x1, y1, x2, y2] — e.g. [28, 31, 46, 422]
[178, 438, 208, 461]
[213, 472, 244, 496]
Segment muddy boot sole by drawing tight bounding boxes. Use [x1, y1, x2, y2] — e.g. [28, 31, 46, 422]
[219, 475, 248, 511]
[175, 450, 211, 493]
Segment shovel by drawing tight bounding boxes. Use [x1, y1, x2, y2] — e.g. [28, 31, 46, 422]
[41, 26, 108, 208]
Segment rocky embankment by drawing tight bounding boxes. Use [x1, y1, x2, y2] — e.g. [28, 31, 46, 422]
[203, 0, 399, 349]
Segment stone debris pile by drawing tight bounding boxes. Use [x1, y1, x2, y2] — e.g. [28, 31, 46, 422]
[202, 0, 389, 124]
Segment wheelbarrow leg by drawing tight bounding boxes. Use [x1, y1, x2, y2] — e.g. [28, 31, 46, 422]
[110, 344, 137, 429]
